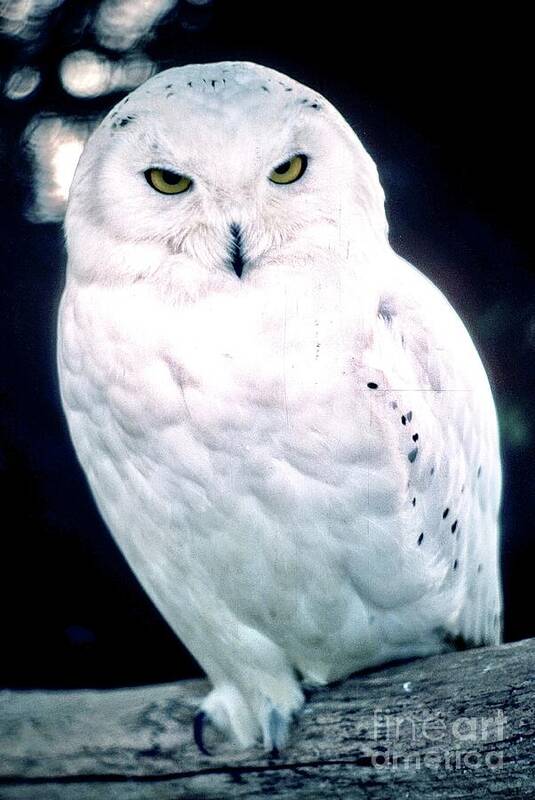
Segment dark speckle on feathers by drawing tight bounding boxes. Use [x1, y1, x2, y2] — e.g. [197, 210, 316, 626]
[412, 433, 419, 442]
[401, 415, 406, 425]
[412, 497, 416, 507]
[112, 115, 136, 130]
[406, 411, 413, 422]
[418, 532, 424, 546]
[443, 508, 450, 519]
[451, 520, 458, 533]
[367, 382, 378, 389]
[408, 447, 418, 463]
[378, 299, 394, 323]
[453, 559, 459, 570]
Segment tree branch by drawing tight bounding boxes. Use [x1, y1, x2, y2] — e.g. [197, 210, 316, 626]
[1, 639, 533, 798]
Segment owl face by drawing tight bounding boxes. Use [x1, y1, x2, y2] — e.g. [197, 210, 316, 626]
[66, 62, 387, 287]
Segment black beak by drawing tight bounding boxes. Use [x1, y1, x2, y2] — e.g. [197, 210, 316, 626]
[229, 223, 244, 278]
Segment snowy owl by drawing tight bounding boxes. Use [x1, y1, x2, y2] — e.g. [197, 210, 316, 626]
[57, 62, 502, 753]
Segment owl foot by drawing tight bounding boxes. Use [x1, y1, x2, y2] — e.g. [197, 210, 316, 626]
[193, 683, 259, 753]
[193, 680, 304, 754]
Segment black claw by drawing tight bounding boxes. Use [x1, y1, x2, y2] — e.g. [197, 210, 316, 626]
[193, 710, 212, 756]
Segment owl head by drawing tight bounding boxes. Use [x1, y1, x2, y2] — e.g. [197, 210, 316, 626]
[65, 62, 388, 289]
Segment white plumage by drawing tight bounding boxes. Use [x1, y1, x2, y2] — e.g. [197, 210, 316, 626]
[57, 61, 502, 751]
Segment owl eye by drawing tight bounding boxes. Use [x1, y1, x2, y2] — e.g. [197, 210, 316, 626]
[269, 154, 308, 185]
[145, 168, 192, 195]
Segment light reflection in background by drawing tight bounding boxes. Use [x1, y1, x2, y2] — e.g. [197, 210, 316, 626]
[60, 50, 155, 98]
[24, 116, 96, 222]
[4, 65, 41, 99]
[0, 0, 63, 40]
[2, 0, 215, 221]
[94, 0, 177, 50]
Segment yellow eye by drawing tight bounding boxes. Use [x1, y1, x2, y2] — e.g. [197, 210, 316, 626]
[269, 154, 308, 185]
[145, 168, 192, 194]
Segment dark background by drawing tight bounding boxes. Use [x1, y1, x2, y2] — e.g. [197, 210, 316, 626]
[0, 1, 532, 688]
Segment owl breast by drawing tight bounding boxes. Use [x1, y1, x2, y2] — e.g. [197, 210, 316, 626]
[59, 271, 399, 519]
[58, 261, 501, 679]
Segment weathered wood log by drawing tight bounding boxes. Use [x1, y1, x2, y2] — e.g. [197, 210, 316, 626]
[0, 639, 533, 799]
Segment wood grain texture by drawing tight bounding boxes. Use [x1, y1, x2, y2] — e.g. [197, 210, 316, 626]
[1, 639, 533, 799]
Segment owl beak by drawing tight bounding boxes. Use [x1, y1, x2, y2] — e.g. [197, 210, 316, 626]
[229, 223, 244, 278]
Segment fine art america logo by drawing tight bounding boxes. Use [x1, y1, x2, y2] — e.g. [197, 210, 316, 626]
[366, 708, 507, 770]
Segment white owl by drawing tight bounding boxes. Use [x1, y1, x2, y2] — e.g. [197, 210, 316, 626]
[57, 62, 502, 753]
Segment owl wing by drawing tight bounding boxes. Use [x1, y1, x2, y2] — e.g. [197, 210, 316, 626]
[344, 258, 502, 649]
